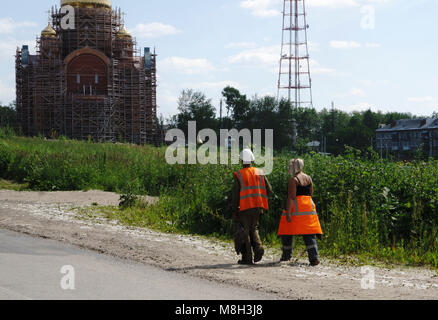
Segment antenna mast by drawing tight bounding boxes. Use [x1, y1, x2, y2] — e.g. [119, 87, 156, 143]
[277, 0, 313, 109]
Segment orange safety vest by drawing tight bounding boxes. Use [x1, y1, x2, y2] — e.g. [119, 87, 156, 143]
[277, 196, 323, 235]
[234, 167, 269, 212]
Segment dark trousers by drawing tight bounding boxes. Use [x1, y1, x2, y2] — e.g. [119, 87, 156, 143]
[236, 210, 264, 262]
[281, 235, 319, 263]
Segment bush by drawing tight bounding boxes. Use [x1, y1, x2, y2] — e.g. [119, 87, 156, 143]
[0, 141, 13, 176]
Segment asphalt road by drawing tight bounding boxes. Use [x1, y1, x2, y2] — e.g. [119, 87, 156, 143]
[0, 229, 277, 300]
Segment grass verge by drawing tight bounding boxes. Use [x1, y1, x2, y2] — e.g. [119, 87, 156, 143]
[0, 179, 29, 191]
[75, 202, 437, 270]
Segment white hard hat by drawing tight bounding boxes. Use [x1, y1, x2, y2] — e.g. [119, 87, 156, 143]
[240, 149, 255, 164]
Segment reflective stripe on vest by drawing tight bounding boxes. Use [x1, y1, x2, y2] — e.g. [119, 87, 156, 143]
[281, 199, 317, 216]
[277, 196, 323, 236]
[235, 167, 269, 212]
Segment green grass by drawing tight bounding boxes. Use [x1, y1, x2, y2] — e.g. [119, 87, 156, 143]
[1, 134, 438, 268]
[0, 179, 29, 191]
[75, 203, 426, 269]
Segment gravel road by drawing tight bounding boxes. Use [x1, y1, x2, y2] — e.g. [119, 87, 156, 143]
[0, 190, 438, 300]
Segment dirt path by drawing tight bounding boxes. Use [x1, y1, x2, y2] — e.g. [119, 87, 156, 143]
[1, 190, 438, 300]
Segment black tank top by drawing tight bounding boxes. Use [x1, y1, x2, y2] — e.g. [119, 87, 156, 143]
[295, 176, 312, 196]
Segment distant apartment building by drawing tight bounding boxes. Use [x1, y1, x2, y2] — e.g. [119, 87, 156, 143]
[376, 117, 438, 158]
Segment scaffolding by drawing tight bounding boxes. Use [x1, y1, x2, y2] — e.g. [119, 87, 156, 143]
[15, 4, 159, 145]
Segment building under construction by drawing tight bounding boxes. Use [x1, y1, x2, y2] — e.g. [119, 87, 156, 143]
[16, 0, 158, 144]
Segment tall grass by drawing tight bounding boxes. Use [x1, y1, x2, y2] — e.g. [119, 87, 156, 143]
[1, 135, 438, 266]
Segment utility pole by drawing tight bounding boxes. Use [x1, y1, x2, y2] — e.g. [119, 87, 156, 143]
[331, 101, 335, 133]
[219, 99, 223, 129]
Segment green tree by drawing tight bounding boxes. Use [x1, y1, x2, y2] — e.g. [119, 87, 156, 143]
[292, 107, 321, 141]
[221, 86, 250, 129]
[0, 101, 17, 129]
[171, 89, 218, 137]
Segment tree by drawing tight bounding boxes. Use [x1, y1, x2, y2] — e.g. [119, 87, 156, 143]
[222, 86, 250, 128]
[292, 107, 321, 141]
[382, 112, 415, 124]
[0, 102, 17, 129]
[172, 89, 218, 137]
[363, 109, 380, 130]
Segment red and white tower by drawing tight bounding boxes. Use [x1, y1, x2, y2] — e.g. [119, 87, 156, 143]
[278, 0, 313, 109]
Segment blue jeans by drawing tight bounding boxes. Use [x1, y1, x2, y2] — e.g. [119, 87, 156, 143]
[281, 235, 319, 263]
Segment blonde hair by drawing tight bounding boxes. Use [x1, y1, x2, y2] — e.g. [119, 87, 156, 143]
[289, 158, 304, 176]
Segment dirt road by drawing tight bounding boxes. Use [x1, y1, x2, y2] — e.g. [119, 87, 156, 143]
[0, 229, 277, 300]
[1, 190, 438, 300]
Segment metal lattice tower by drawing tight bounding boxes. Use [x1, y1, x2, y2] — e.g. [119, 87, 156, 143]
[277, 0, 313, 109]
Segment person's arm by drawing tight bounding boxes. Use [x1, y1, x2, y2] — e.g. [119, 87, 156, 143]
[232, 174, 240, 221]
[310, 177, 314, 197]
[285, 177, 297, 223]
[264, 175, 273, 197]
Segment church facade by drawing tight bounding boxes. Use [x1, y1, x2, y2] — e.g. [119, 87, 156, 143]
[16, 0, 158, 144]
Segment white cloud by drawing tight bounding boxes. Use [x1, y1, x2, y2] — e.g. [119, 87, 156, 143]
[309, 59, 337, 75]
[229, 45, 337, 75]
[0, 38, 35, 59]
[351, 88, 366, 96]
[0, 18, 36, 34]
[364, 43, 381, 48]
[0, 37, 35, 104]
[240, 0, 397, 18]
[185, 81, 242, 90]
[131, 22, 181, 38]
[330, 41, 362, 49]
[307, 0, 359, 7]
[225, 42, 257, 49]
[240, 0, 282, 17]
[159, 57, 215, 75]
[239, 0, 359, 18]
[229, 45, 279, 66]
[309, 0, 397, 7]
[330, 41, 380, 49]
[308, 42, 320, 53]
[0, 80, 15, 104]
[408, 96, 433, 103]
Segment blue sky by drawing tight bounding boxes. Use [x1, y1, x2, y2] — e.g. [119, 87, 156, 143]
[0, 0, 437, 119]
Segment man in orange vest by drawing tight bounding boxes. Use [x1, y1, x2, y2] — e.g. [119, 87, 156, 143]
[232, 149, 272, 265]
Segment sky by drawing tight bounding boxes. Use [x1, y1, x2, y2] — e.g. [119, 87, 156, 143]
[0, 0, 437, 120]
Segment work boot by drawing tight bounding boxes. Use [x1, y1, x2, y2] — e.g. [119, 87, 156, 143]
[253, 248, 264, 263]
[238, 259, 254, 265]
[310, 259, 320, 267]
[280, 250, 292, 262]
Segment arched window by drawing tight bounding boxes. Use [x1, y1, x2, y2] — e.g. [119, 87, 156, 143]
[67, 53, 107, 95]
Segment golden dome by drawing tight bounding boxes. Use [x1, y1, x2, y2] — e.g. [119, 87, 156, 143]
[60, 0, 112, 9]
[41, 24, 57, 38]
[117, 25, 132, 39]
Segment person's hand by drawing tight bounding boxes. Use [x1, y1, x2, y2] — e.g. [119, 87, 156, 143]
[286, 213, 292, 223]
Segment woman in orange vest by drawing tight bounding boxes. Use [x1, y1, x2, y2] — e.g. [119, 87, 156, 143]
[278, 159, 322, 266]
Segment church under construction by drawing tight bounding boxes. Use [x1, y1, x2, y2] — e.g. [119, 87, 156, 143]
[15, 0, 158, 144]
